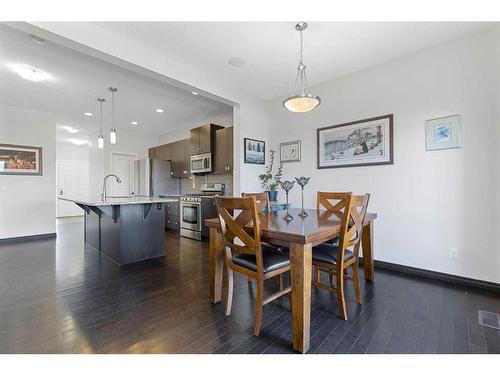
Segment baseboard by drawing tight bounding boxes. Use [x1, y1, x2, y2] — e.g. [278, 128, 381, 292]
[0, 233, 57, 245]
[361, 258, 500, 293]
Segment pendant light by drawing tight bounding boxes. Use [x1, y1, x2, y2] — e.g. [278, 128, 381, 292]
[97, 98, 105, 149]
[109, 87, 118, 145]
[283, 22, 321, 113]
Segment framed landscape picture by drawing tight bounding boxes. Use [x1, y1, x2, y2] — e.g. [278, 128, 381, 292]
[425, 115, 461, 151]
[0, 144, 43, 176]
[280, 140, 301, 163]
[244, 138, 265, 164]
[317, 114, 394, 169]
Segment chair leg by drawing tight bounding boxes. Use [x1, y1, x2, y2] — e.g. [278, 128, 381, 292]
[329, 270, 334, 287]
[253, 277, 264, 336]
[315, 266, 321, 283]
[247, 277, 252, 284]
[352, 262, 362, 305]
[336, 268, 348, 320]
[277, 273, 284, 291]
[224, 268, 234, 316]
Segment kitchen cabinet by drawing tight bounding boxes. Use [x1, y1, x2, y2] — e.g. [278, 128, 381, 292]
[164, 197, 180, 230]
[149, 144, 171, 160]
[215, 126, 234, 174]
[171, 139, 190, 177]
[189, 124, 223, 155]
[148, 147, 156, 158]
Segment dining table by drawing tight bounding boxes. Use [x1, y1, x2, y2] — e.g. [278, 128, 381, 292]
[205, 207, 377, 353]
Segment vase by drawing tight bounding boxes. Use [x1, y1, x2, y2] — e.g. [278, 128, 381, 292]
[267, 190, 278, 202]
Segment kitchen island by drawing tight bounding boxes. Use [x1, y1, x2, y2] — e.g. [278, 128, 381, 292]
[59, 195, 178, 265]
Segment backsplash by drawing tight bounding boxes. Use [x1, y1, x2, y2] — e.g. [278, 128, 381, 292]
[180, 174, 233, 196]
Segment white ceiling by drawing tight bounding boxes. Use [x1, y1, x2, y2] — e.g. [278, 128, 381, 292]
[0, 24, 232, 141]
[94, 22, 493, 100]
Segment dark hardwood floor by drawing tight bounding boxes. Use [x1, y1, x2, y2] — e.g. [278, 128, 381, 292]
[0, 218, 499, 354]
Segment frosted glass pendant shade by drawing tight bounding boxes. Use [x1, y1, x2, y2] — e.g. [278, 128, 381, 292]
[110, 129, 117, 144]
[283, 95, 321, 113]
[98, 134, 104, 149]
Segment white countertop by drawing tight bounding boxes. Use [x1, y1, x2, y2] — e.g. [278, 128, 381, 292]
[58, 195, 179, 206]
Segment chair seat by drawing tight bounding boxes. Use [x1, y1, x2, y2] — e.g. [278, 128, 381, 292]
[312, 243, 354, 265]
[232, 244, 290, 273]
[324, 236, 340, 247]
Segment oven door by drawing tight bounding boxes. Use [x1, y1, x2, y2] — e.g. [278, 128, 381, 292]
[180, 202, 201, 231]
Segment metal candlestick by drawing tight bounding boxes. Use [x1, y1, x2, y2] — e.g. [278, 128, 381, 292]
[279, 180, 295, 221]
[295, 177, 310, 218]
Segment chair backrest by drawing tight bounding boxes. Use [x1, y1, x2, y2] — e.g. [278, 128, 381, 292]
[215, 196, 264, 272]
[317, 192, 370, 263]
[242, 192, 270, 212]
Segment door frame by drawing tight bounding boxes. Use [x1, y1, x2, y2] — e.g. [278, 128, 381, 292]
[110, 151, 137, 196]
[56, 159, 89, 218]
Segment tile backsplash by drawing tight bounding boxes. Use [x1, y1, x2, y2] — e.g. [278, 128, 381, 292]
[180, 174, 233, 196]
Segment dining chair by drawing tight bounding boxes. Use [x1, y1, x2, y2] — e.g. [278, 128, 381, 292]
[313, 192, 370, 321]
[316, 191, 352, 246]
[242, 192, 270, 212]
[215, 196, 291, 336]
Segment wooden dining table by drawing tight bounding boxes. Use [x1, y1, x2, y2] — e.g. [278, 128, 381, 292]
[205, 207, 377, 353]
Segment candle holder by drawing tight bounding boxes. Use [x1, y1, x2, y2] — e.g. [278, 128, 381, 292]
[279, 180, 295, 221]
[295, 176, 310, 218]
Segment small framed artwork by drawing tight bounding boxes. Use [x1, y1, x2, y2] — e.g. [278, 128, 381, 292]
[0, 144, 43, 176]
[317, 114, 394, 169]
[280, 140, 301, 163]
[244, 138, 265, 164]
[425, 115, 461, 151]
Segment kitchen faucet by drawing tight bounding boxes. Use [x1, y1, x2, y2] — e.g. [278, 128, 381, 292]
[101, 174, 122, 201]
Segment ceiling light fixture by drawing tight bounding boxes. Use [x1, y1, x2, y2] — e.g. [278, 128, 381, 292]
[109, 87, 118, 145]
[97, 98, 105, 149]
[10, 64, 50, 82]
[228, 56, 246, 68]
[30, 35, 47, 45]
[61, 125, 80, 134]
[84, 112, 93, 117]
[283, 22, 321, 113]
[156, 108, 164, 113]
[131, 121, 139, 125]
[69, 139, 88, 146]
[191, 91, 198, 95]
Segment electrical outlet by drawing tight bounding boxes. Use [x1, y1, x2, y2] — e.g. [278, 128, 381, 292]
[450, 248, 459, 260]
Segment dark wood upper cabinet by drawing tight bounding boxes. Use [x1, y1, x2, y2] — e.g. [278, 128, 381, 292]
[190, 124, 224, 156]
[148, 147, 156, 159]
[214, 126, 234, 174]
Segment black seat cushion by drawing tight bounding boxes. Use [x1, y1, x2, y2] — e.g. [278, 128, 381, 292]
[324, 236, 340, 247]
[232, 244, 290, 273]
[312, 243, 354, 265]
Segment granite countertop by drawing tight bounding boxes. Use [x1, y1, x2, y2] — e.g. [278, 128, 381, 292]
[58, 195, 179, 206]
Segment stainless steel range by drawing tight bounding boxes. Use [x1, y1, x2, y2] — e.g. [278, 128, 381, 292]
[180, 183, 224, 240]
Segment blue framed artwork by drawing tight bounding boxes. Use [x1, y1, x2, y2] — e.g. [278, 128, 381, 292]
[425, 115, 461, 151]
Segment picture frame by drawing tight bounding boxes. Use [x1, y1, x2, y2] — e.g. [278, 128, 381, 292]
[0, 143, 43, 176]
[280, 140, 301, 163]
[244, 138, 265, 164]
[317, 114, 394, 169]
[425, 115, 461, 151]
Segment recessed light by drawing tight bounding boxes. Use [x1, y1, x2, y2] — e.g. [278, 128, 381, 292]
[30, 35, 47, 45]
[61, 125, 80, 134]
[10, 64, 51, 82]
[191, 91, 199, 95]
[156, 108, 164, 113]
[84, 112, 93, 117]
[131, 121, 139, 125]
[228, 56, 246, 68]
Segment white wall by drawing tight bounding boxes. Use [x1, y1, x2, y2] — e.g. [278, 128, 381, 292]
[25, 22, 270, 197]
[56, 140, 90, 163]
[88, 128, 158, 194]
[158, 110, 233, 144]
[0, 104, 56, 239]
[268, 26, 500, 283]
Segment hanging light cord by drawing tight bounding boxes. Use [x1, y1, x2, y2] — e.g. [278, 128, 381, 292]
[111, 89, 115, 130]
[98, 98, 105, 135]
[292, 27, 308, 96]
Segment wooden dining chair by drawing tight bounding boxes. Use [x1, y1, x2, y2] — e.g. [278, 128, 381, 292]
[313, 192, 370, 321]
[215, 196, 291, 336]
[316, 191, 353, 247]
[242, 192, 270, 212]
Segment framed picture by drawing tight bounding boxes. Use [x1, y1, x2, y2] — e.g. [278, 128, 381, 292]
[0, 144, 43, 176]
[280, 140, 301, 163]
[317, 114, 394, 169]
[425, 115, 461, 151]
[244, 138, 265, 164]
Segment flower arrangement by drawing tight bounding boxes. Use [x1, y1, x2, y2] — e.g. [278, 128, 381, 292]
[258, 149, 284, 193]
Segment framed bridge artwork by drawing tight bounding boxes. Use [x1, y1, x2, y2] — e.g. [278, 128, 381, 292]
[317, 114, 393, 169]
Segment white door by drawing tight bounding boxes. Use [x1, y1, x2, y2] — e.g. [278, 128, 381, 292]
[56, 160, 89, 217]
[110, 152, 136, 196]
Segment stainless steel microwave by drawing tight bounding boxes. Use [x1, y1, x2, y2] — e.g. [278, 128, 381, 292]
[190, 153, 212, 174]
